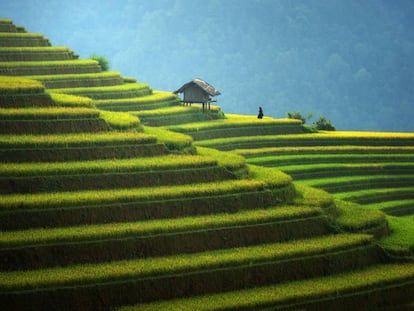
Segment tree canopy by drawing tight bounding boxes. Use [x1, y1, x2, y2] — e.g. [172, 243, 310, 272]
[1, 0, 413, 131]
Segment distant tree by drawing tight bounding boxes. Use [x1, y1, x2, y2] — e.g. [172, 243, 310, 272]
[287, 112, 306, 124]
[89, 54, 110, 71]
[314, 116, 336, 131]
[287, 111, 313, 124]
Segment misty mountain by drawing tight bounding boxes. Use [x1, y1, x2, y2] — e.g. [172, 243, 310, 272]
[1, 0, 414, 131]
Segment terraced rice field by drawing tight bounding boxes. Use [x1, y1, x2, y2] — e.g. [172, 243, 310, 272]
[232, 134, 414, 218]
[1, 18, 413, 310]
[202, 132, 414, 263]
[0, 32, 51, 47]
[26, 71, 124, 88]
[95, 91, 180, 111]
[196, 131, 414, 150]
[0, 46, 77, 61]
[51, 83, 151, 99]
[168, 114, 305, 140]
[127, 263, 414, 311]
[0, 60, 102, 75]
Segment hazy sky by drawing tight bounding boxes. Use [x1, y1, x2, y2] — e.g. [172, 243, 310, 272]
[1, 0, 414, 131]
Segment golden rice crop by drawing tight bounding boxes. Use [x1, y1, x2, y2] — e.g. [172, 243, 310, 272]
[128, 263, 414, 310]
[0, 46, 70, 52]
[51, 83, 150, 95]
[0, 76, 44, 94]
[0, 59, 99, 68]
[26, 71, 122, 81]
[144, 126, 193, 151]
[0, 233, 371, 291]
[99, 111, 141, 130]
[197, 146, 246, 171]
[95, 90, 177, 106]
[293, 183, 334, 208]
[196, 132, 414, 149]
[49, 92, 93, 107]
[0, 132, 157, 149]
[334, 200, 386, 231]
[0, 32, 45, 38]
[133, 106, 197, 117]
[235, 145, 414, 157]
[169, 116, 301, 132]
[0, 154, 218, 177]
[380, 215, 414, 256]
[0, 107, 99, 120]
[0, 179, 265, 210]
[0, 206, 319, 248]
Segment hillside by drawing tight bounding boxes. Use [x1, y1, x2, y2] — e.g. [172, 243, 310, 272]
[0, 18, 413, 310]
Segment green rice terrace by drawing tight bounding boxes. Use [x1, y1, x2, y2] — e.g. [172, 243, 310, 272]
[0, 18, 413, 310]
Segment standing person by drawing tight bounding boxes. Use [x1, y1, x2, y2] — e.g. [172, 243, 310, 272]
[258, 106, 264, 119]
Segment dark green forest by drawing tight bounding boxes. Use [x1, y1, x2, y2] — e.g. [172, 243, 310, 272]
[1, 0, 413, 131]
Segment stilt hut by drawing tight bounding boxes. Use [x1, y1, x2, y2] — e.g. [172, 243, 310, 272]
[174, 78, 221, 111]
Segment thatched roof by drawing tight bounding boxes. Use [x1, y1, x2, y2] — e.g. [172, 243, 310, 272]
[174, 78, 221, 97]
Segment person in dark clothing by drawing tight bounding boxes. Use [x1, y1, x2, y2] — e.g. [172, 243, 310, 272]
[258, 106, 264, 119]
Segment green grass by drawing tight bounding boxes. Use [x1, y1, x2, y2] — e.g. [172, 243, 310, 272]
[0, 132, 157, 149]
[0, 233, 371, 292]
[380, 215, 414, 257]
[124, 263, 414, 311]
[0, 154, 217, 178]
[0, 107, 99, 120]
[0, 206, 321, 248]
[0, 76, 44, 94]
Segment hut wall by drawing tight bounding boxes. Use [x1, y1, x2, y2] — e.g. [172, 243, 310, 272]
[183, 84, 208, 103]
